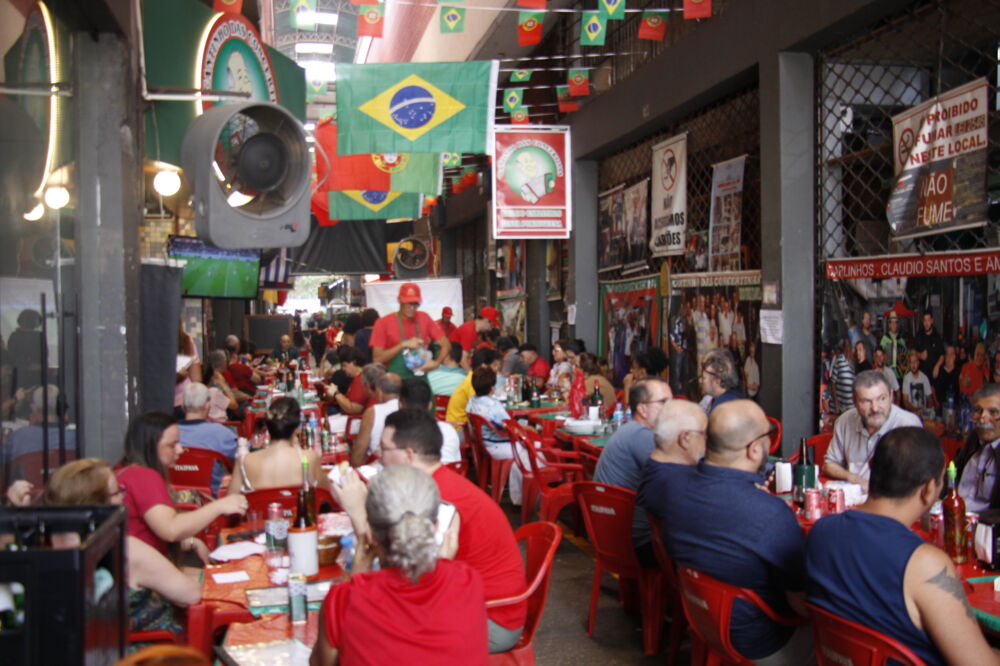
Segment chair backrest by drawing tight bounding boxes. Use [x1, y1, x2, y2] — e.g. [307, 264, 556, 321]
[806, 603, 926, 666]
[168, 447, 234, 490]
[344, 415, 362, 444]
[807, 433, 834, 465]
[767, 416, 783, 455]
[245, 485, 337, 519]
[573, 481, 642, 577]
[10, 448, 78, 487]
[434, 394, 451, 420]
[646, 512, 679, 591]
[486, 521, 562, 650]
[467, 413, 508, 450]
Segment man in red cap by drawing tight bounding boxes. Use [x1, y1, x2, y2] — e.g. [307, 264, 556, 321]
[437, 306, 457, 339]
[449, 306, 501, 371]
[370, 282, 452, 381]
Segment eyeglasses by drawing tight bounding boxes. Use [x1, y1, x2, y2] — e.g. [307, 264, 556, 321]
[643, 397, 671, 406]
[742, 423, 777, 450]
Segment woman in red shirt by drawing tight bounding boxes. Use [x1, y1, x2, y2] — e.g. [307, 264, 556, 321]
[311, 465, 488, 665]
[116, 412, 247, 559]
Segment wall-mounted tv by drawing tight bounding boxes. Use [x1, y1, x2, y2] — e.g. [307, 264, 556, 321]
[167, 236, 261, 299]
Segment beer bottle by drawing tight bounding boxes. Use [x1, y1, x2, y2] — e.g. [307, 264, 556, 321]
[300, 457, 316, 525]
[943, 461, 967, 564]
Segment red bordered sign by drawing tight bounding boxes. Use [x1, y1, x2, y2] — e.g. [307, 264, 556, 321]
[492, 126, 571, 239]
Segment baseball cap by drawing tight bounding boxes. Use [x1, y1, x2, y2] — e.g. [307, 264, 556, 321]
[887, 311, 899, 320]
[479, 306, 500, 328]
[398, 282, 422, 304]
[442, 306, 453, 317]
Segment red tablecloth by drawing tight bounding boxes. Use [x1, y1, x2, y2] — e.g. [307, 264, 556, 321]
[223, 610, 321, 651]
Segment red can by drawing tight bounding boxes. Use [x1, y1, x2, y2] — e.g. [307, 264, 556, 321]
[267, 502, 284, 522]
[804, 489, 823, 522]
[827, 488, 845, 514]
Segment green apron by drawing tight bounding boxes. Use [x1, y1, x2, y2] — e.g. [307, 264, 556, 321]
[388, 313, 430, 384]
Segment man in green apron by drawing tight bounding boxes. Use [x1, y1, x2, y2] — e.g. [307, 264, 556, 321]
[370, 282, 452, 381]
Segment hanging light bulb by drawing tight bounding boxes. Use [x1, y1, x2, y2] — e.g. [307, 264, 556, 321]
[153, 170, 181, 196]
[44, 186, 70, 209]
[23, 203, 45, 221]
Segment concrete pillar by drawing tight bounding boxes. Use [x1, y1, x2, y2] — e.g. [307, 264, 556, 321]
[74, 33, 142, 462]
[568, 160, 599, 352]
[759, 52, 816, 452]
[524, 240, 549, 348]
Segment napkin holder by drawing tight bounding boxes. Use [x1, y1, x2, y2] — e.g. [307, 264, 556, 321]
[974, 509, 1000, 571]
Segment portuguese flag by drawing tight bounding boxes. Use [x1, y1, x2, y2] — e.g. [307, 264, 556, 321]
[516, 0, 546, 8]
[567, 69, 589, 97]
[684, 0, 711, 19]
[518, 11, 544, 46]
[638, 11, 668, 41]
[557, 85, 579, 113]
[511, 108, 530, 125]
[357, 3, 384, 37]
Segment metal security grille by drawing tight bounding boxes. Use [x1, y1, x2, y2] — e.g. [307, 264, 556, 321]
[597, 86, 761, 279]
[816, 0, 1000, 262]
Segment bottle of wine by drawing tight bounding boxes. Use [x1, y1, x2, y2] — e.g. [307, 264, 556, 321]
[288, 465, 319, 576]
[943, 461, 967, 564]
[588, 381, 603, 421]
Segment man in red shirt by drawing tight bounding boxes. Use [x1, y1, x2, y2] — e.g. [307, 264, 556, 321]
[436, 306, 457, 339]
[332, 408, 527, 653]
[518, 343, 551, 390]
[224, 346, 259, 395]
[371, 283, 452, 381]
[449, 306, 500, 370]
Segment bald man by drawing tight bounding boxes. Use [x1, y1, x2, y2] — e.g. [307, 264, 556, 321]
[655, 400, 813, 665]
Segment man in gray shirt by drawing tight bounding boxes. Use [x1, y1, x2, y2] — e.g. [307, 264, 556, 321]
[823, 370, 921, 491]
[594, 377, 672, 560]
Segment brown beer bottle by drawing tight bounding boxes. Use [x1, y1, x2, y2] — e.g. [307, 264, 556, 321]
[943, 461, 967, 564]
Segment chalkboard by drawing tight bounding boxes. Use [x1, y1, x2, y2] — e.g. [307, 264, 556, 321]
[244, 315, 294, 355]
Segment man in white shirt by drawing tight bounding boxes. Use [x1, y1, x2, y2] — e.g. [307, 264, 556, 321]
[352, 373, 401, 466]
[955, 384, 1000, 512]
[823, 370, 922, 491]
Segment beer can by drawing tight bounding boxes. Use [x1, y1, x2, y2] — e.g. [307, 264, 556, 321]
[929, 502, 944, 548]
[288, 573, 308, 624]
[804, 489, 823, 522]
[966, 511, 980, 560]
[267, 502, 284, 522]
[827, 488, 845, 514]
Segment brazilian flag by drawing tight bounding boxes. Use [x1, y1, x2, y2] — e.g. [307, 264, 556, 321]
[580, 11, 607, 46]
[440, 6, 465, 33]
[509, 69, 533, 82]
[335, 60, 499, 155]
[441, 152, 462, 167]
[291, 0, 316, 29]
[503, 88, 524, 113]
[598, 0, 624, 20]
[328, 190, 422, 221]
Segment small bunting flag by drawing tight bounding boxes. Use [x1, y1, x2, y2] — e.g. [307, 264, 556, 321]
[350, 0, 378, 4]
[511, 108, 530, 125]
[518, 11, 544, 46]
[516, 0, 546, 8]
[357, 3, 384, 37]
[503, 88, 525, 112]
[684, 0, 711, 19]
[556, 85, 579, 113]
[291, 0, 316, 29]
[580, 11, 606, 46]
[440, 6, 465, 33]
[307, 79, 328, 103]
[441, 152, 462, 167]
[598, 0, 624, 21]
[567, 69, 589, 96]
[509, 69, 533, 82]
[638, 11, 668, 41]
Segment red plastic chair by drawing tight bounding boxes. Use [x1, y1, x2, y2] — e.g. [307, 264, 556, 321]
[244, 485, 339, 520]
[128, 596, 215, 657]
[647, 513, 688, 666]
[344, 415, 362, 446]
[573, 482, 664, 656]
[169, 447, 235, 501]
[507, 419, 583, 525]
[487, 521, 562, 665]
[788, 433, 834, 464]
[806, 603, 926, 666]
[467, 413, 515, 504]
[434, 394, 451, 420]
[676, 566, 806, 665]
[9, 448, 78, 489]
[221, 420, 246, 439]
[766, 416, 783, 455]
[572, 437, 602, 480]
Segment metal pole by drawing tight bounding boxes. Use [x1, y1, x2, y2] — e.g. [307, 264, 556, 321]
[40, 292, 50, 485]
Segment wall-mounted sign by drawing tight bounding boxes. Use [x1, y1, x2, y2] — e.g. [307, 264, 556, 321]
[197, 13, 278, 114]
[492, 126, 571, 239]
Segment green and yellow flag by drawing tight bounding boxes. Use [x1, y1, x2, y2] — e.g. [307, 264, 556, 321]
[598, 0, 624, 20]
[580, 11, 607, 46]
[509, 69, 533, 82]
[291, 0, 316, 29]
[334, 60, 499, 155]
[306, 79, 327, 103]
[441, 152, 462, 167]
[503, 88, 524, 113]
[328, 190, 422, 220]
[440, 6, 465, 32]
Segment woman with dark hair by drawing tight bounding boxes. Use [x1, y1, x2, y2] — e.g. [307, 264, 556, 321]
[227, 397, 330, 495]
[579, 352, 615, 410]
[353, 308, 380, 364]
[546, 339, 573, 392]
[311, 465, 487, 665]
[340, 313, 363, 349]
[116, 412, 247, 558]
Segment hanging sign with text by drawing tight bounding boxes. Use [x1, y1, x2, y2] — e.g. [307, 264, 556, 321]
[650, 133, 687, 257]
[492, 125, 572, 239]
[887, 77, 988, 239]
[825, 249, 1000, 281]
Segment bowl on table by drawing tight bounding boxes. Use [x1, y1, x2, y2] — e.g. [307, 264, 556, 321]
[563, 419, 601, 436]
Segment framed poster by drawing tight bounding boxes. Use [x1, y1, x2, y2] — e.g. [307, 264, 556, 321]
[598, 184, 625, 272]
[621, 179, 649, 274]
[492, 126, 572, 238]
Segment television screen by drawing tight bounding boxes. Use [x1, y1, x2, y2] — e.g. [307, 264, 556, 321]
[167, 236, 261, 299]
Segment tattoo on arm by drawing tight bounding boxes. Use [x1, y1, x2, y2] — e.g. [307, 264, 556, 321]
[925, 567, 975, 621]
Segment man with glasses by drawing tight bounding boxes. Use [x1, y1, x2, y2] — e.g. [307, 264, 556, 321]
[698, 348, 744, 413]
[594, 378, 672, 561]
[954, 383, 1000, 511]
[823, 370, 921, 492]
[656, 400, 814, 665]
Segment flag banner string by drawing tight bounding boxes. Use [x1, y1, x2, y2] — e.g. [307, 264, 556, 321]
[389, 1, 680, 14]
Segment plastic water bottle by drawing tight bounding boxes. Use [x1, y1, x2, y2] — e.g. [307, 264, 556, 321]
[611, 403, 624, 432]
[308, 416, 319, 450]
[339, 534, 357, 571]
